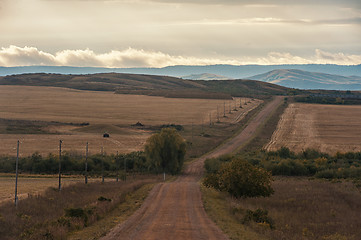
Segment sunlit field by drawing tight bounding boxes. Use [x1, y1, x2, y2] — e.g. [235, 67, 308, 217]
[0, 86, 261, 156]
[265, 103, 361, 153]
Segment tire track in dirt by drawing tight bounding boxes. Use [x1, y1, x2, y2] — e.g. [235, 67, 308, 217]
[101, 96, 284, 240]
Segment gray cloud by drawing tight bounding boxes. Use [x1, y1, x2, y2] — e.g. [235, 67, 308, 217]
[313, 17, 361, 25]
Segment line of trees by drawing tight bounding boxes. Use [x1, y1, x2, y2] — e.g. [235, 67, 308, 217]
[0, 151, 147, 175]
[0, 128, 187, 177]
[236, 147, 361, 179]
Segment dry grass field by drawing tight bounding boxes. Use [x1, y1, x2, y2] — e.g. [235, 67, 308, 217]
[265, 103, 361, 153]
[0, 175, 93, 204]
[0, 85, 261, 156]
[202, 177, 361, 240]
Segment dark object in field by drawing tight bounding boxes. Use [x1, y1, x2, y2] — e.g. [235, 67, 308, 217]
[103, 133, 110, 138]
[132, 121, 144, 127]
[98, 196, 111, 202]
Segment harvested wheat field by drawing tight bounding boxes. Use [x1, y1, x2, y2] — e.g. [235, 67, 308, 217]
[0, 175, 99, 204]
[265, 103, 361, 153]
[0, 86, 260, 156]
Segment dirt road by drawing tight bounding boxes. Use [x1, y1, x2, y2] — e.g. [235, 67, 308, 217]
[101, 96, 283, 240]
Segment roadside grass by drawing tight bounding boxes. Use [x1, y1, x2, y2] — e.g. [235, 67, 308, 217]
[68, 183, 156, 240]
[0, 175, 161, 240]
[202, 177, 361, 240]
[238, 177, 361, 240]
[200, 184, 266, 240]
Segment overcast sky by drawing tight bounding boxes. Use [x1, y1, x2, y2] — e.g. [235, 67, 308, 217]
[0, 0, 360, 67]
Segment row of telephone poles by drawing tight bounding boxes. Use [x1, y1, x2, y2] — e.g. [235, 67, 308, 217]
[208, 98, 250, 126]
[14, 140, 126, 207]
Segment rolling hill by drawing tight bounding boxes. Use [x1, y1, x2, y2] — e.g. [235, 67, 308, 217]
[0, 72, 294, 99]
[250, 69, 361, 90]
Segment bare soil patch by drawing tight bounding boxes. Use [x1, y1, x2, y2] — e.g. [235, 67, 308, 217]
[265, 103, 361, 153]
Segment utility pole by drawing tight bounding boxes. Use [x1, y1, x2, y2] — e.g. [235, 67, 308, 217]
[101, 146, 104, 183]
[217, 106, 220, 122]
[116, 151, 119, 182]
[124, 157, 126, 181]
[191, 121, 194, 142]
[85, 142, 88, 184]
[14, 140, 19, 207]
[209, 113, 212, 126]
[229, 101, 232, 114]
[239, 98, 242, 108]
[223, 102, 226, 117]
[58, 140, 62, 191]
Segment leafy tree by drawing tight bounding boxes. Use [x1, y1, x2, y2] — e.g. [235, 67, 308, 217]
[204, 157, 274, 198]
[145, 128, 186, 176]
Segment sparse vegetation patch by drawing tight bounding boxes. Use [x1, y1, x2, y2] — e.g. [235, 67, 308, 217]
[0, 176, 159, 240]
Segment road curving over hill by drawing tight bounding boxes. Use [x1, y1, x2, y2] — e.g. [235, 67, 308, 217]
[101, 96, 284, 240]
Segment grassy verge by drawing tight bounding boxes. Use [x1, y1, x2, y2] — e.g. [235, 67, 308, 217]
[201, 177, 361, 240]
[200, 184, 266, 240]
[236, 177, 361, 239]
[0, 175, 161, 240]
[69, 183, 156, 240]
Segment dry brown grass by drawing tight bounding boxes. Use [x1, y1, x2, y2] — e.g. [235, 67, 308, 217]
[265, 103, 361, 154]
[0, 175, 160, 240]
[0, 85, 261, 156]
[203, 177, 361, 240]
[236, 177, 361, 240]
[0, 175, 114, 204]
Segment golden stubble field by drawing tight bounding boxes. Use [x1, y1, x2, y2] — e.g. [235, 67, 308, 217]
[0, 175, 98, 204]
[265, 102, 361, 153]
[0, 85, 261, 156]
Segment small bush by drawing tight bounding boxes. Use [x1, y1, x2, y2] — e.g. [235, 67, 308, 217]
[270, 159, 309, 176]
[204, 157, 274, 198]
[204, 158, 222, 174]
[242, 208, 275, 229]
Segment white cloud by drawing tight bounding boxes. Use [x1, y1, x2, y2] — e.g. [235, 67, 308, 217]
[0, 45, 360, 68]
[0, 45, 240, 67]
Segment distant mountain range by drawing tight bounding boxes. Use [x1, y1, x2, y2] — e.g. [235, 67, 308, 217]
[182, 73, 233, 80]
[249, 69, 361, 90]
[1, 64, 360, 78]
[1, 64, 361, 90]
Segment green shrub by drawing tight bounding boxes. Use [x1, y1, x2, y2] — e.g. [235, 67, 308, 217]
[204, 158, 274, 198]
[270, 159, 309, 176]
[204, 158, 222, 174]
